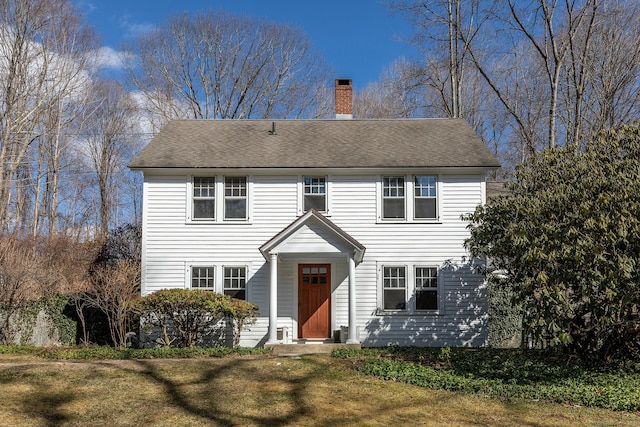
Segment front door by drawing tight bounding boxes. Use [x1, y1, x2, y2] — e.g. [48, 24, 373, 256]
[298, 264, 331, 339]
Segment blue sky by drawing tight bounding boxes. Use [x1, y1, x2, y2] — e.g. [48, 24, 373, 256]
[77, 0, 416, 88]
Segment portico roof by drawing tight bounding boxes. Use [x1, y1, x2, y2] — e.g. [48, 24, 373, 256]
[259, 209, 366, 264]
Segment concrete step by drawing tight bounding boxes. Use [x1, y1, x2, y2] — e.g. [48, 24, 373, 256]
[265, 342, 361, 356]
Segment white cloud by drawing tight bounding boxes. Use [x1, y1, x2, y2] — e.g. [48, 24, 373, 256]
[92, 46, 132, 70]
[124, 22, 156, 39]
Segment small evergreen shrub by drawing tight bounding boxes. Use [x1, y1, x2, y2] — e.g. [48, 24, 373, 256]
[133, 289, 258, 348]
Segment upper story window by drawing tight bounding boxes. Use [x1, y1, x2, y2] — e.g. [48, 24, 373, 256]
[224, 177, 247, 220]
[191, 266, 215, 290]
[223, 266, 246, 300]
[303, 176, 326, 212]
[193, 177, 216, 220]
[188, 176, 249, 223]
[383, 266, 406, 310]
[414, 176, 437, 219]
[415, 266, 438, 310]
[382, 176, 405, 220]
[379, 175, 439, 222]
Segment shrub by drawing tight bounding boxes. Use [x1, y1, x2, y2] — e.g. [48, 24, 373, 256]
[82, 225, 142, 349]
[226, 297, 259, 347]
[133, 289, 258, 348]
[465, 126, 640, 360]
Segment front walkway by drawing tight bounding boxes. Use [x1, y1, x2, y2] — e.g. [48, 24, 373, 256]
[266, 341, 361, 356]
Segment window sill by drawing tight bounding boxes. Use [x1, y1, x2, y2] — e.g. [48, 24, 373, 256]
[375, 308, 443, 316]
[186, 219, 253, 225]
[376, 219, 442, 225]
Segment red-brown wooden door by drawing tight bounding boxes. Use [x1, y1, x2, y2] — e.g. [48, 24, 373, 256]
[298, 264, 331, 338]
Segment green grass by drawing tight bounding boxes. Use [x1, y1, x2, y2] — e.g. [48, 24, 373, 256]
[0, 344, 270, 360]
[332, 347, 640, 412]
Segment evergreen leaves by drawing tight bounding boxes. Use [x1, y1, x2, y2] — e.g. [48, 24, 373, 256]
[465, 126, 640, 360]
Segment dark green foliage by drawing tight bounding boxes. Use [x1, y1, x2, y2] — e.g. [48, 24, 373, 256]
[1, 295, 77, 346]
[0, 344, 270, 359]
[333, 347, 640, 412]
[464, 126, 640, 360]
[34, 294, 76, 345]
[133, 288, 258, 348]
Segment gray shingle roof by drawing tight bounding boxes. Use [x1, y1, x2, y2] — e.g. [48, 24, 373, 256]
[128, 118, 500, 169]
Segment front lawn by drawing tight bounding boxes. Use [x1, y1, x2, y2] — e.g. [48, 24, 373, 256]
[0, 345, 638, 426]
[333, 347, 640, 412]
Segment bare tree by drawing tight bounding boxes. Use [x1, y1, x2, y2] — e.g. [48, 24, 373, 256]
[354, 59, 420, 118]
[0, 0, 98, 234]
[79, 224, 141, 348]
[79, 79, 139, 237]
[0, 237, 41, 343]
[391, 0, 491, 119]
[571, 1, 640, 140]
[393, 0, 640, 166]
[83, 259, 140, 348]
[457, 0, 600, 149]
[124, 11, 332, 126]
[0, 234, 92, 343]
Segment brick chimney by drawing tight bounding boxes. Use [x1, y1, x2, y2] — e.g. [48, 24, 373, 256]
[335, 79, 353, 119]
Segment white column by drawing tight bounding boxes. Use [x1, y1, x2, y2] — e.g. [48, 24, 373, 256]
[347, 253, 359, 344]
[267, 252, 279, 344]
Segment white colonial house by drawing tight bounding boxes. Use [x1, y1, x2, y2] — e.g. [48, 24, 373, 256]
[128, 80, 500, 348]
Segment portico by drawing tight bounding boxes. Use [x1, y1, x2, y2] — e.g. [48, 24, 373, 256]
[259, 209, 365, 345]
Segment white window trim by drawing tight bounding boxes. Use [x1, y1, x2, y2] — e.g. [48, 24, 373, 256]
[222, 265, 249, 300]
[376, 262, 444, 316]
[184, 261, 252, 300]
[413, 265, 443, 314]
[377, 174, 441, 223]
[187, 176, 216, 223]
[297, 175, 331, 216]
[223, 176, 250, 221]
[186, 176, 252, 224]
[411, 175, 440, 222]
[377, 263, 408, 313]
[379, 175, 407, 222]
[185, 263, 216, 291]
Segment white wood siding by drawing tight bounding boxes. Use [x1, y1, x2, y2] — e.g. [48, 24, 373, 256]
[141, 171, 488, 347]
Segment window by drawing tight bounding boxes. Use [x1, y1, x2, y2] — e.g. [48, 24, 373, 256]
[383, 266, 406, 310]
[303, 177, 326, 212]
[224, 266, 246, 300]
[191, 266, 215, 290]
[224, 177, 247, 220]
[414, 176, 437, 219]
[193, 177, 215, 220]
[415, 267, 438, 310]
[382, 176, 405, 219]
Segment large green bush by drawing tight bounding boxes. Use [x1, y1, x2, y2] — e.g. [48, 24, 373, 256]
[133, 289, 257, 348]
[465, 126, 640, 360]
